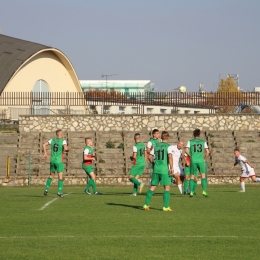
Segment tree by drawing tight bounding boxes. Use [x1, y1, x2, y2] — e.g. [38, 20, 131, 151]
[218, 78, 240, 92]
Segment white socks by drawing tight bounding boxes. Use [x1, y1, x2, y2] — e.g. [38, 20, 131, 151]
[255, 178, 260, 182]
[240, 182, 245, 192]
[178, 184, 182, 194]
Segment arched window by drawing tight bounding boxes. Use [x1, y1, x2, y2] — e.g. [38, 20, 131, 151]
[32, 80, 50, 115]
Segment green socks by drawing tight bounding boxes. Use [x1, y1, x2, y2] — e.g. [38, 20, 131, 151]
[86, 179, 97, 192]
[130, 178, 141, 186]
[184, 179, 189, 193]
[190, 179, 195, 193]
[133, 184, 138, 193]
[45, 177, 52, 191]
[163, 191, 170, 208]
[201, 178, 207, 192]
[145, 190, 154, 206]
[194, 180, 198, 193]
[58, 179, 64, 194]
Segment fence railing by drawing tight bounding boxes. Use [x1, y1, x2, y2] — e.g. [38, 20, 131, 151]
[0, 91, 260, 107]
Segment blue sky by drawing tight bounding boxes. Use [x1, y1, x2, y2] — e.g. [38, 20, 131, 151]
[1, 0, 260, 92]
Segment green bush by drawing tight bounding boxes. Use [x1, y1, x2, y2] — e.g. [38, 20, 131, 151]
[105, 140, 115, 148]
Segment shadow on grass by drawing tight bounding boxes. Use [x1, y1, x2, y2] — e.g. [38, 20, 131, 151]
[106, 202, 162, 211]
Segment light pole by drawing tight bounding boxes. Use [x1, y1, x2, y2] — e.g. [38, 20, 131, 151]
[101, 74, 118, 90]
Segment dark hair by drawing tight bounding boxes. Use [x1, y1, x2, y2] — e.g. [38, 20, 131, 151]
[161, 131, 169, 140]
[234, 147, 240, 152]
[134, 133, 140, 139]
[56, 129, 62, 135]
[193, 128, 201, 137]
[152, 129, 159, 135]
[85, 137, 91, 142]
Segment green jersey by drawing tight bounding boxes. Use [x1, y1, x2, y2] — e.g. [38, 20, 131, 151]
[152, 142, 171, 175]
[133, 142, 146, 166]
[83, 145, 94, 166]
[147, 138, 161, 151]
[187, 138, 208, 162]
[49, 138, 66, 164]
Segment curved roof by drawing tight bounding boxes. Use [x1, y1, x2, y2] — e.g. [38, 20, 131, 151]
[0, 34, 66, 93]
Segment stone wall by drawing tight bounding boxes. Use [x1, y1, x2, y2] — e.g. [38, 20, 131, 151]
[0, 175, 257, 186]
[19, 114, 260, 132]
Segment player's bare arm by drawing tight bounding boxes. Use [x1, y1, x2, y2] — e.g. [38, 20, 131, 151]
[168, 153, 173, 175]
[148, 154, 153, 164]
[245, 160, 254, 168]
[63, 144, 69, 152]
[42, 141, 49, 158]
[185, 147, 190, 156]
[183, 155, 190, 166]
[204, 148, 210, 161]
[130, 152, 137, 164]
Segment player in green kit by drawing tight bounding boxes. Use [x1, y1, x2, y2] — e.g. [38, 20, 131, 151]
[43, 129, 69, 198]
[129, 133, 147, 196]
[143, 131, 173, 211]
[147, 129, 161, 186]
[185, 129, 209, 197]
[82, 137, 102, 195]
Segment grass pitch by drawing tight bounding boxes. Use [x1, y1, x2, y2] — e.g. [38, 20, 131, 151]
[0, 184, 260, 260]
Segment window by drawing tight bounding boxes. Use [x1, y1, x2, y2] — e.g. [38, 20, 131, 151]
[147, 108, 153, 114]
[119, 106, 125, 114]
[185, 110, 191, 114]
[132, 107, 137, 114]
[160, 109, 167, 114]
[194, 111, 200, 114]
[104, 105, 110, 114]
[171, 109, 179, 114]
[32, 80, 50, 115]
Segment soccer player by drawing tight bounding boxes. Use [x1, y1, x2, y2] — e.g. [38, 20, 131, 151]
[129, 133, 147, 196]
[169, 141, 184, 194]
[185, 128, 209, 197]
[82, 137, 102, 195]
[43, 129, 69, 198]
[230, 147, 260, 192]
[183, 152, 191, 195]
[143, 131, 173, 211]
[147, 129, 161, 185]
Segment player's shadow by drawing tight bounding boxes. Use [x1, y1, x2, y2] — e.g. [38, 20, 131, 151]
[106, 202, 161, 211]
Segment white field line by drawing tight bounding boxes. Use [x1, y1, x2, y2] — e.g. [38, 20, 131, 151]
[39, 193, 71, 210]
[0, 235, 257, 239]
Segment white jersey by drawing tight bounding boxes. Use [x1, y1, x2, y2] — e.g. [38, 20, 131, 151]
[169, 145, 183, 175]
[235, 155, 253, 174]
[169, 145, 182, 166]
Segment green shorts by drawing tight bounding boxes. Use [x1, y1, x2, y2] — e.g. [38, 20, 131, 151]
[82, 165, 94, 175]
[184, 166, 190, 175]
[151, 173, 172, 186]
[190, 161, 205, 177]
[50, 162, 64, 173]
[130, 165, 145, 176]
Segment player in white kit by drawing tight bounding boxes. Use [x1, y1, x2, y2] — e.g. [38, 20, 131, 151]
[230, 148, 260, 192]
[169, 141, 184, 194]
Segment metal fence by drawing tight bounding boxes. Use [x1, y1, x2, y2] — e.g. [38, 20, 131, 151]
[0, 91, 260, 114]
[1, 91, 259, 106]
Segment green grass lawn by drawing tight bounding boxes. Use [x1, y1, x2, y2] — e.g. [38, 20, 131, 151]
[0, 184, 260, 260]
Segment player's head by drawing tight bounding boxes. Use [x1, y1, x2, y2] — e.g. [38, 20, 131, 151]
[193, 128, 201, 137]
[152, 129, 160, 139]
[234, 147, 240, 157]
[134, 133, 141, 142]
[56, 129, 63, 138]
[85, 137, 92, 146]
[177, 141, 184, 150]
[161, 131, 169, 141]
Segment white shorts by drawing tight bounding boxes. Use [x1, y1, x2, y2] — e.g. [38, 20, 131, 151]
[241, 168, 255, 178]
[173, 165, 184, 176]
